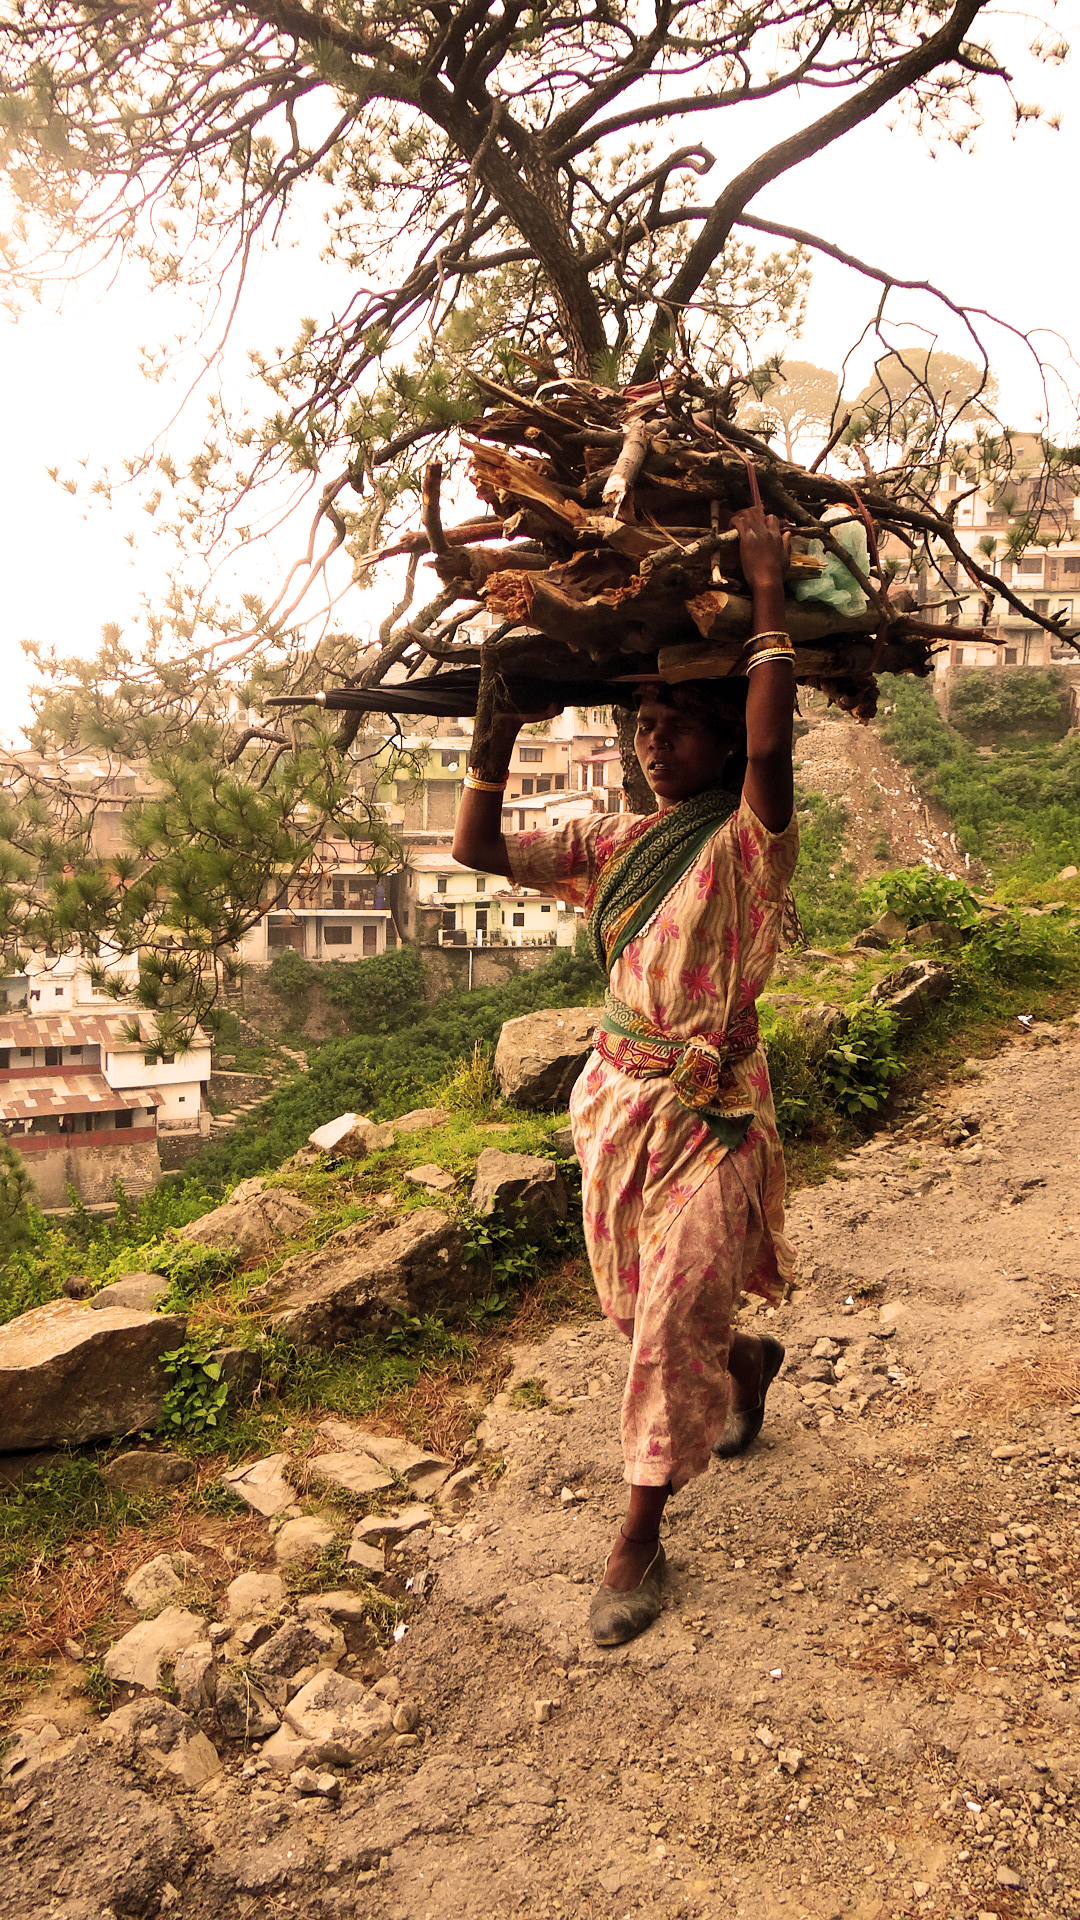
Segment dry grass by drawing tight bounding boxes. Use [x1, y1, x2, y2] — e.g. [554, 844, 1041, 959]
[954, 1354, 1080, 1420]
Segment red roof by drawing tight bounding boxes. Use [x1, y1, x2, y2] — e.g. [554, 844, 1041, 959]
[0, 1075, 165, 1120]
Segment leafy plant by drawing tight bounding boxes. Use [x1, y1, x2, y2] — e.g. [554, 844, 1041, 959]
[463, 1210, 541, 1294]
[860, 865, 980, 930]
[760, 1015, 826, 1141]
[820, 1006, 904, 1119]
[159, 1343, 229, 1437]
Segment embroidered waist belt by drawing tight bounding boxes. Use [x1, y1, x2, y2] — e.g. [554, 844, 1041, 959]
[597, 991, 760, 1120]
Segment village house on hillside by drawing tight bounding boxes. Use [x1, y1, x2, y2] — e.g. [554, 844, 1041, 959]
[0, 982, 211, 1207]
[923, 434, 1080, 680]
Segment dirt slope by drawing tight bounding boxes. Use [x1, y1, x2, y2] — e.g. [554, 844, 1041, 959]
[5, 1016, 1080, 1920]
[796, 697, 970, 884]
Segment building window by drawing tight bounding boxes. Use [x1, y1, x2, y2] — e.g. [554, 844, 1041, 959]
[362, 925, 378, 955]
[177, 1095, 186, 1104]
[520, 777, 534, 795]
[45, 1047, 62, 1067]
[1004, 648, 1018, 664]
[540, 903, 551, 914]
[536, 775, 551, 793]
[19, 1048, 32, 1059]
[512, 910, 525, 927]
[54, 987, 65, 998]
[554, 773, 565, 790]
[519, 746, 544, 762]
[0, 1050, 8, 1070]
[436, 875, 448, 894]
[440, 751, 461, 770]
[324, 926, 353, 945]
[501, 809, 512, 831]
[475, 876, 486, 893]
[114, 1110, 133, 1130]
[1018, 556, 1042, 574]
[517, 811, 526, 830]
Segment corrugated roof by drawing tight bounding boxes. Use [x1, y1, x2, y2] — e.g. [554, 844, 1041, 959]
[0, 1075, 165, 1119]
[0, 1012, 134, 1048]
[0, 1012, 209, 1051]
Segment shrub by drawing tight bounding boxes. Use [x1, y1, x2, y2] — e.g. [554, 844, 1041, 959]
[859, 866, 980, 929]
[320, 945, 426, 1033]
[948, 668, 1068, 744]
[820, 1004, 903, 1120]
[789, 787, 862, 945]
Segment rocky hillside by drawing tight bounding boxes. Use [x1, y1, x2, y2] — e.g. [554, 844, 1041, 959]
[797, 692, 971, 886]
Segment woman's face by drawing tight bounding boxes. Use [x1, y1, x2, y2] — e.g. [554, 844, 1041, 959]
[634, 697, 729, 807]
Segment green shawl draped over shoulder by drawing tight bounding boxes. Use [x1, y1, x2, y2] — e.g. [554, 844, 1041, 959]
[585, 786, 738, 976]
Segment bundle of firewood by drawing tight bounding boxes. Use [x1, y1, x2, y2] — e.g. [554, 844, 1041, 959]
[274, 372, 978, 728]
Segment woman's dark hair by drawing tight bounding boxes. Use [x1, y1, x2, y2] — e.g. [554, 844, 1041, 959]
[614, 678, 749, 792]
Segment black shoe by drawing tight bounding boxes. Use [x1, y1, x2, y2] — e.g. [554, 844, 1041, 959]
[713, 1336, 786, 1459]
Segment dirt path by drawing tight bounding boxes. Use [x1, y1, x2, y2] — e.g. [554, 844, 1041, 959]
[4, 1020, 1080, 1920]
[796, 701, 971, 884]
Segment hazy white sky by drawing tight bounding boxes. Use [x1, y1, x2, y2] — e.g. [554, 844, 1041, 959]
[1, 6, 1077, 742]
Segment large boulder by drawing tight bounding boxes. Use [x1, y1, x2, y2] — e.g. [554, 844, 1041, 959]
[180, 1177, 316, 1260]
[868, 958, 954, 1030]
[244, 1208, 471, 1347]
[494, 1005, 603, 1109]
[470, 1148, 568, 1243]
[0, 1299, 187, 1451]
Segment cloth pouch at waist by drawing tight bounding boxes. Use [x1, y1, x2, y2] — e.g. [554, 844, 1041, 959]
[598, 992, 758, 1149]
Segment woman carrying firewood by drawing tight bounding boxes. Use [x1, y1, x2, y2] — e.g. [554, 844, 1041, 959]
[452, 503, 798, 1648]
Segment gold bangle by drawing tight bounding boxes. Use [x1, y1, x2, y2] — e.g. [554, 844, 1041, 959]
[747, 630, 790, 647]
[463, 770, 508, 793]
[746, 649, 796, 670]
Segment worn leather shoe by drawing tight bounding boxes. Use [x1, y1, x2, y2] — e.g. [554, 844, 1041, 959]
[713, 1335, 786, 1458]
[588, 1543, 666, 1647]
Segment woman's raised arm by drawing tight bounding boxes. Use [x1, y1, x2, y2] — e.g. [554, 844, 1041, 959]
[734, 505, 796, 833]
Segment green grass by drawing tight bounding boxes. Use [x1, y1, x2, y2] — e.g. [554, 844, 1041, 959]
[789, 784, 862, 946]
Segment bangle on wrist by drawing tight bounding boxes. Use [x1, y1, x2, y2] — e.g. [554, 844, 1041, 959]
[746, 647, 796, 671]
[464, 769, 509, 793]
[746, 629, 791, 651]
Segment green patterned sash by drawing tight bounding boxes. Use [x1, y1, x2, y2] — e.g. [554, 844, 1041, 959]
[585, 785, 737, 977]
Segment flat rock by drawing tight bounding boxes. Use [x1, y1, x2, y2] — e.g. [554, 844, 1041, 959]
[103, 1606, 207, 1690]
[344, 1538, 386, 1577]
[392, 1106, 449, 1135]
[309, 1449, 396, 1497]
[298, 1589, 384, 1624]
[273, 1515, 336, 1565]
[221, 1452, 296, 1517]
[351, 1503, 433, 1546]
[282, 1670, 395, 1765]
[317, 1420, 451, 1493]
[100, 1449, 196, 1495]
[102, 1698, 222, 1789]
[180, 1178, 316, 1260]
[90, 1272, 170, 1312]
[494, 1005, 603, 1109]
[0, 1298, 188, 1450]
[404, 1162, 456, 1192]
[122, 1551, 191, 1614]
[0, 1720, 63, 1786]
[244, 1208, 471, 1348]
[225, 1570, 286, 1618]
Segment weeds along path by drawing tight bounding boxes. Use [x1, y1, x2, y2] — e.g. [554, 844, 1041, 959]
[5, 1017, 1080, 1919]
[797, 698, 968, 886]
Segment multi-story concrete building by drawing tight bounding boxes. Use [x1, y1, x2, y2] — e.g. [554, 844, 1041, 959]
[0, 997, 211, 1206]
[917, 435, 1080, 679]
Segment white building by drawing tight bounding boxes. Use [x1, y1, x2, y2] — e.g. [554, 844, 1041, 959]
[403, 848, 577, 949]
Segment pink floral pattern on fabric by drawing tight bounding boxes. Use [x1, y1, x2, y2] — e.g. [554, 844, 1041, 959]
[508, 795, 799, 1493]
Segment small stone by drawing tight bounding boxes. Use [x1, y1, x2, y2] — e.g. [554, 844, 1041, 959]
[63, 1638, 84, 1662]
[534, 1699, 554, 1725]
[351, 1504, 433, 1546]
[290, 1765, 341, 1799]
[225, 1571, 285, 1620]
[391, 1700, 421, 1733]
[221, 1453, 297, 1518]
[777, 1747, 803, 1774]
[103, 1607, 206, 1691]
[274, 1515, 337, 1565]
[991, 1445, 1024, 1461]
[309, 1450, 396, 1498]
[122, 1552, 189, 1615]
[345, 1539, 386, 1578]
[403, 1163, 456, 1193]
[995, 1865, 1023, 1889]
[101, 1451, 196, 1495]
